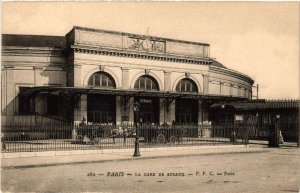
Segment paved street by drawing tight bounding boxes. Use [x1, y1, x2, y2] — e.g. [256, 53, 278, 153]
[2, 147, 299, 193]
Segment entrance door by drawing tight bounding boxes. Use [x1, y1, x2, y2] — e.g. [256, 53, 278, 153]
[135, 97, 159, 124]
[91, 111, 114, 123]
[178, 114, 192, 123]
[87, 94, 116, 124]
[175, 99, 198, 124]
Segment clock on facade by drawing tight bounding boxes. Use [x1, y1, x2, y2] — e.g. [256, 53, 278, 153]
[142, 39, 152, 51]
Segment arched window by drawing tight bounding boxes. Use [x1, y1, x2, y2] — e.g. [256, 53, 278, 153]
[176, 78, 198, 93]
[134, 75, 159, 90]
[88, 72, 116, 88]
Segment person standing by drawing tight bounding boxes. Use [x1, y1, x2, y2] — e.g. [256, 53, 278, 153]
[1, 132, 6, 150]
[279, 130, 285, 144]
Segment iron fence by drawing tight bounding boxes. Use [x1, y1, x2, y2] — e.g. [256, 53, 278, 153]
[1, 123, 250, 153]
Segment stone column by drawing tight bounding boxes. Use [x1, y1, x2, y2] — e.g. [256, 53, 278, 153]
[128, 97, 134, 124]
[169, 100, 176, 124]
[198, 100, 203, 124]
[120, 96, 131, 125]
[5, 67, 15, 115]
[202, 101, 209, 123]
[116, 96, 122, 126]
[73, 94, 87, 124]
[159, 98, 165, 125]
[203, 74, 209, 94]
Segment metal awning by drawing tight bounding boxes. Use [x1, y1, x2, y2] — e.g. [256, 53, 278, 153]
[19, 86, 247, 101]
[210, 99, 300, 110]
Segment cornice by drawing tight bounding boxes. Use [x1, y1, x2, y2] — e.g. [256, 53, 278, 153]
[209, 66, 254, 85]
[73, 58, 208, 75]
[71, 45, 212, 66]
[2, 46, 64, 56]
[72, 26, 210, 47]
[2, 61, 66, 68]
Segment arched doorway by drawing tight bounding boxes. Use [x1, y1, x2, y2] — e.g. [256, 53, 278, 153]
[87, 71, 116, 123]
[175, 78, 198, 124]
[134, 75, 159, 124]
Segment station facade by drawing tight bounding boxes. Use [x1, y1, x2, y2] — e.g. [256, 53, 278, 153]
[1, 26, 254, 126]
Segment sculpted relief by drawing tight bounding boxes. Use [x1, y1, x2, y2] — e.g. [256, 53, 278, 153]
[128, 37, 165, 53]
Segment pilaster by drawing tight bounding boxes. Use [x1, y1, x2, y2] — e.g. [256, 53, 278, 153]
[203, 74, 209, 94]
[33, 66, 43, 86]
[5, 67, 15, 115]
[164, 71, 171, 91]
[122, 68, 129, 89]
[73, 64, 82, 87]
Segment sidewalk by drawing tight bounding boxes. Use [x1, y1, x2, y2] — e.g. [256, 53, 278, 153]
[1, 145, 268, 169]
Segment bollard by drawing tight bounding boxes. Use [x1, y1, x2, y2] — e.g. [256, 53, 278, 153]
[133, 135, 141, 157]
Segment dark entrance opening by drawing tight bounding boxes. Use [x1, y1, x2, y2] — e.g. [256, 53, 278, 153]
[175, 99, 198, 124]
[87, 94, 116, 124]
[135, 97, 159, 124]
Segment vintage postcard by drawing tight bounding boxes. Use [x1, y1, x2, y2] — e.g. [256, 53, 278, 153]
[1, 2, 299, 193]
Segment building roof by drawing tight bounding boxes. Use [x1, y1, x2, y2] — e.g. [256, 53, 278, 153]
[2, 34, 66, 48]
[210, 99, 300, 110]
[209, 60, 227, 69]
[19, 86, 248, 102]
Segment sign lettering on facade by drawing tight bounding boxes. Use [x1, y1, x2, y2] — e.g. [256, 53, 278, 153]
[140, 99, 152, 103]
[234, 115, 243, 121]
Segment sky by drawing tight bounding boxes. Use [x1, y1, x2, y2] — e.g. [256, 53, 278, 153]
[2, 2, 299, 99]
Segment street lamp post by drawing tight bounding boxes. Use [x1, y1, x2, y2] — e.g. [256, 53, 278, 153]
[133, 101, 141, 157]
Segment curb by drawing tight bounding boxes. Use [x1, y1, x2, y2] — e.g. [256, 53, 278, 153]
[2, 145, 248, 159]
[1, 148, 268, 170]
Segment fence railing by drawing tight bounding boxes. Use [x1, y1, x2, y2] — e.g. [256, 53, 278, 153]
[1, 123, 250, 153]
[1, 115, 66, 127]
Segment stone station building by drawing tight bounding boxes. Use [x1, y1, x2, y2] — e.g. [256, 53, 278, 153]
[1, 26, 254, 126]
